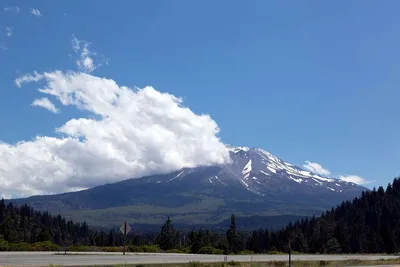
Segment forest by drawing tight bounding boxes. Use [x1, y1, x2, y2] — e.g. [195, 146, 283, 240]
[1, 177, 399, 254]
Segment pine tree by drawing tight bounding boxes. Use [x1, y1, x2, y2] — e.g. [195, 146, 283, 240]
[156, 217, 179, 250]
[226, 214, 240, 254]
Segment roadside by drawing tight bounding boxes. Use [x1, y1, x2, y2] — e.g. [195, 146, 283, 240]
[43, 258, 400, 267]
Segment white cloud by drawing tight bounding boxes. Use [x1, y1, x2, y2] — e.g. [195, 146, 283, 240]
[303, 160, 331, 176]
[6, 27, 13, 37]
[31, 97, 60, 113]
[15, 71, 43, 87]
[303, 160, 369, 185]
[30, 8, 42, 17]
[4, 6, 20, 14]
[339, 175, 371, 185]
[0, 43, 6, 50]
[2, 70, 230, 198]
[71, 36, 97, 73]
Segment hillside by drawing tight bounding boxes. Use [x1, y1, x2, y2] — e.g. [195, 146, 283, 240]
[0, 199, 89, 247]
[247, 177, 400, 254]
[1, 177, 400, 254]
[9, 146, 366, 228]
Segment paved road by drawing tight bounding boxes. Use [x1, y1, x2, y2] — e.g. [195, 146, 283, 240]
[0, 251, 399, 266]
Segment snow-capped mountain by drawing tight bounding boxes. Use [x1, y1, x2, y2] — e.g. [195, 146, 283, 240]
[10, 146, 366, 228]
[150, 146, 364, 197]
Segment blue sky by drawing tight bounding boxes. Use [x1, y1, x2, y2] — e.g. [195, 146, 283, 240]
[1, 1, 400, 195]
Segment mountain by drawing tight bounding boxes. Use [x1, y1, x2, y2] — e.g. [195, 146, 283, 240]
[9, 146, 366, 228]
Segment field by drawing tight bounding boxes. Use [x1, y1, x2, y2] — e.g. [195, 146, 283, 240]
[59, 196, 306, 228]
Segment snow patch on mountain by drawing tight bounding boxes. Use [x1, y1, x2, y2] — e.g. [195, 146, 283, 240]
[167, 170, 184, 182]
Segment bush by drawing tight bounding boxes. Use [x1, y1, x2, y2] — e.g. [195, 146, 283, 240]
[142, 245, 161, 253]
[166, 248, 185, 253]
[8, 242, 32, 251]
[319, 260, 329, 266]
[198, 246, 224, 255]
[128, 245, 144, 252]
[0, 239, 9, 251]
[127, 245, 161, 253]
[32, 241, 60, 251]
[68, 246, 98, 252]
[269, 261, 285, 267]
[102, 246, 122, 252]
[267, 250, 284, 254]
[237, 250, 254, 255]
[188, 261, 202, 267]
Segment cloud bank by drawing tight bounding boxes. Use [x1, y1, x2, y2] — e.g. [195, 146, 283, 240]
[1, 71, 230, 198]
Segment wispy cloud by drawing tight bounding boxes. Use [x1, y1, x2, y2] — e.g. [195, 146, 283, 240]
[30, 8, 42, 17]
[303, 161, 331, 176]
[4, 6, 20, 14]
[0, 43, 7, 50]
[303, 160, 370, 185]
[15, 71, 43, 87]
[6, 27, 13, 37]
[339, 175, 372, 185]
[31, 97, 60, 113]
[71, 36, 98, 73]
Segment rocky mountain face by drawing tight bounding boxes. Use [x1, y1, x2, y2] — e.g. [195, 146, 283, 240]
[9, 146, 366, 229]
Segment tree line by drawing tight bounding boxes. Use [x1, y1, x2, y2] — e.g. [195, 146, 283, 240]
[1, 177, 400, 254]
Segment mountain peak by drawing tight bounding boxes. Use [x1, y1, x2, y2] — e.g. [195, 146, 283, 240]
[10, 144, 367, 228]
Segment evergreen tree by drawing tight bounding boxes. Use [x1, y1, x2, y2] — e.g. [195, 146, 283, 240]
[156, 217, 179, 250]
[226, 214, 240, 254]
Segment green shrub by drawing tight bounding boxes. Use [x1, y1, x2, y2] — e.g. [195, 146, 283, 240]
[32, 241, 60, 251]
[102, 246, 122, 252]
[128, 245, 144, 252]
[267, 250, 284, 254]
[227, 261, 240, 266]
[270, 261, 285, 267]
[188, 261, 202, 267]
[0, 239, 9, 251]
[68, 245, 98, 252]
[142, 245, 161, 253]
[8, 242, 32, 251]
[198, 246, 224, 255]
[237, 250, 254, 255]
[319, 260, 329, 266]
[166, 248, 185, 253]
[127, 245, 161, 253]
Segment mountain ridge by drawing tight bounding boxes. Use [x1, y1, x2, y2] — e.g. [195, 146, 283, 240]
[8, 146, 366, 228]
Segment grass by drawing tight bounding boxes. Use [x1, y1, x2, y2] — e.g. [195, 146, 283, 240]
[63, 196, 227, 226]
[128, 258, 400, 266]
[46, 257, 400, 267]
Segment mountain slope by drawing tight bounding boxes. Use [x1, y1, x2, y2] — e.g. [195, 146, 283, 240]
[9, 146, 366, 228]
[247, 177, 400, 254]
